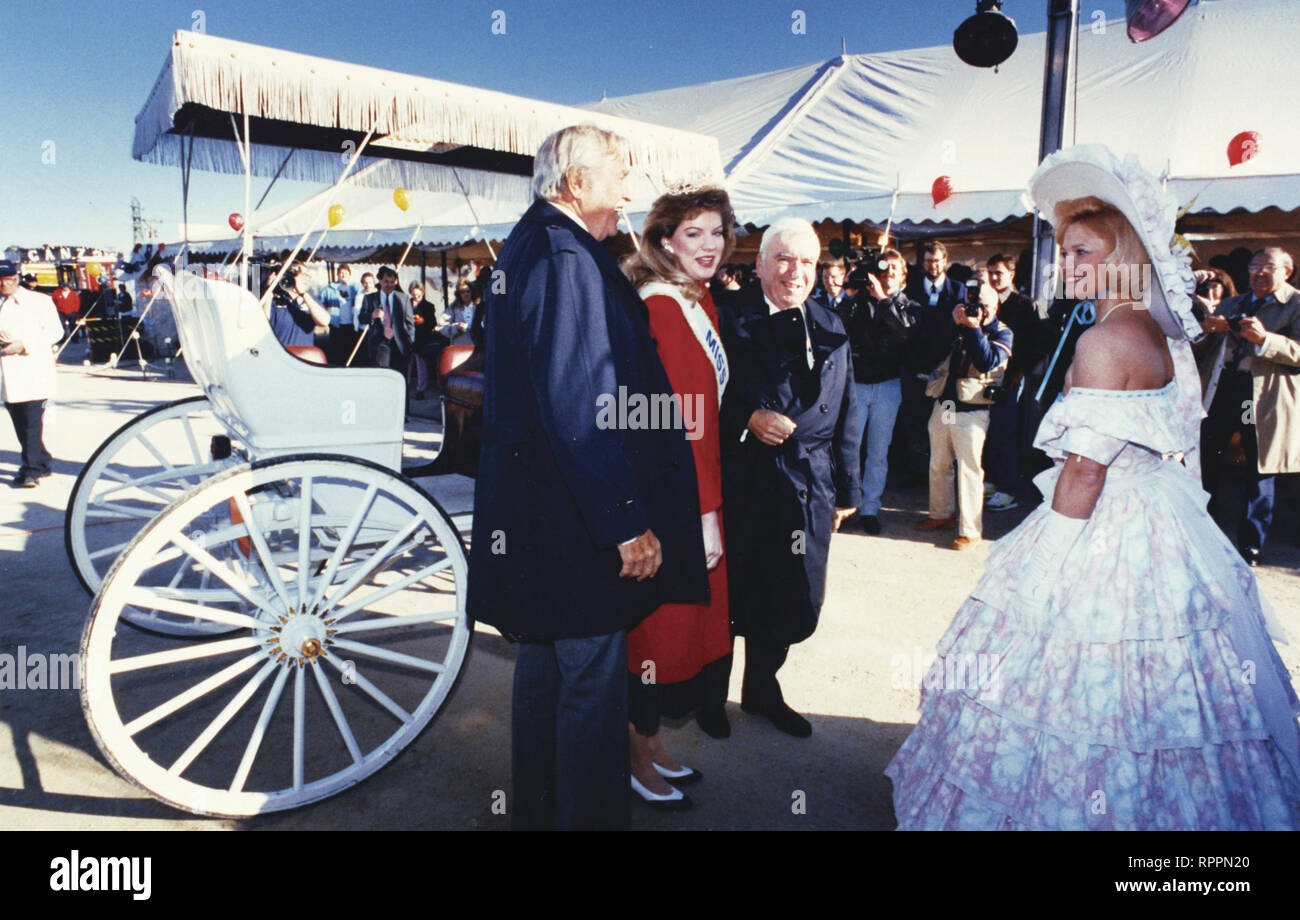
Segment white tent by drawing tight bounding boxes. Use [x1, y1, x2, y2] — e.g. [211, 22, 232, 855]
[135, 31, 723, 202]
[585, 0, 1300, 228]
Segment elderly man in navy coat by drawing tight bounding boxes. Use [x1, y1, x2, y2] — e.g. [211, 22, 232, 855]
[718, 217, 861, 738]
[468, 125, 707, 830]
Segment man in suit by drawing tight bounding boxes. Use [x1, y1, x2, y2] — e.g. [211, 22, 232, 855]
[360, 266, 415, 409]
[468, 125, 707, 830]
[1200, 247, 1300, 565]
[897, 241, 963, 484]
[982, 253, 1056, 512]
[718, 218, 861, 738]
[810, 257, 850, 317]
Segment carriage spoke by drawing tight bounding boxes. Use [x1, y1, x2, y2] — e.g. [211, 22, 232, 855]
[181, 414, 203, 466]
[88, 539, 133, 561]
[99, 461, 226, 500]
[329, 556, 455, 622]
[110, 637, 260, 675]
[329, 638, 445, 674]
[170, 531, 278, 615]
[322, 652, 412, 724]
[124, 653, 262, 736]
[168, 660, 278, 777]
[136, 431, 201, 488]
[332, 610, 465, 634]
[122, 588, 263, 630]
[317, 517, 423, 617]
[308, 484, 378, 612]
[293, 666, 305, 792]
[311, 660, 363, 765]
[230, 663, 291, 793]
[232, 491, 294, 612]
[297, 477, 313, 609]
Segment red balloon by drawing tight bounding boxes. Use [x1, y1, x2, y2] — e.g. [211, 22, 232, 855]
[932, 176, 954, 208]
[1227, 131, 1261, 167]
[228, 212, 245, 231]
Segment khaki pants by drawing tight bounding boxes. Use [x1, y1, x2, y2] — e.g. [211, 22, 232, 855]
[926, 402, 990, 539]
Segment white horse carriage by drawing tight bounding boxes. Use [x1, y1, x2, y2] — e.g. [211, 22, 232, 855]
[66, 30, 722, 817]
[79, 265, 471, 816]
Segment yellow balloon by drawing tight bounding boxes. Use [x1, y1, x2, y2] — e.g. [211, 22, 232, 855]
[328, 204, 345, 228]
[393, 188, 410, 212]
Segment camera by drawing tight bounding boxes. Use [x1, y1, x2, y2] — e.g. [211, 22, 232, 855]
[983, 384, 1008, 401]
[1228, 315, 1244, 332]
[962, 277, 983, 317]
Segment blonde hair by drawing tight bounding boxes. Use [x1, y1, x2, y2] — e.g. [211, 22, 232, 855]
[623, 187, 736, 300]
[1054, 196, 1150, 276]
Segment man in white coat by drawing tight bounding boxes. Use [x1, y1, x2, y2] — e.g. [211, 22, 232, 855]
[0, 260, 61, 487]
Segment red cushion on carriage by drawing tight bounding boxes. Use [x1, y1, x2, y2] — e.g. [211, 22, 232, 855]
[439, 344, 476, 378]
[286, 345, 329, 366]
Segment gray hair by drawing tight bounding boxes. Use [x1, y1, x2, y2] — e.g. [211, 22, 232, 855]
[532, 125, 630, 202]
[1255, 247, 1294, 275]
[759, 217, 820, 260]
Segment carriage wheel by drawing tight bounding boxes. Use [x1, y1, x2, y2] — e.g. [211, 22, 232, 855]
[81, 455, 472, 817]
[65, 396, 237, 625]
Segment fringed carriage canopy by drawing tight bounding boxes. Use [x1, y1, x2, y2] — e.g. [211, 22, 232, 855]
[133, 30, 723, 201]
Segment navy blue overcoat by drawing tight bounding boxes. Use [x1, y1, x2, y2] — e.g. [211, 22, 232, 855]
[717, 290, 862, 647]
[467, 201, 708, 639]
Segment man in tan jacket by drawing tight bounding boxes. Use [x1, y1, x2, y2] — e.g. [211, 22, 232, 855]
[0, 260, 61, 488]
[1200, 247, 1300, 565]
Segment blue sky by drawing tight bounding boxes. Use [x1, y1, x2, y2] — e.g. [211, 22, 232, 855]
[1, 0, 1130, 250]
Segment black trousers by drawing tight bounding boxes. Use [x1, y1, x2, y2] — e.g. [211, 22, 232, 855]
[6, 400, 52, 478]
[741, 640, 790, 709]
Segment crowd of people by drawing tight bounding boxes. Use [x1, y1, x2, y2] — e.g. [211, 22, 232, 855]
[4, 123, 1299, 832]
[262, 260, 487, 410]
[466, 125, 1300, 831]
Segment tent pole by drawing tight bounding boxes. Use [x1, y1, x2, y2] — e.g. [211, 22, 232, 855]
[242, 111, 252, 291]
[255, 147, 298, 210]
[420, 249, 427, 286]
[440, 250, 448, 307]
[1031, 0, 1079, 311]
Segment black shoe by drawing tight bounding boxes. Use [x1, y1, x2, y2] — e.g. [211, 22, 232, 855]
[10, 473, 41, 489]
[1242, 547, 1261, 567]
[697, 707, 731, 739]
[861, 514, 881, 535]
[741, 699, 812, 738]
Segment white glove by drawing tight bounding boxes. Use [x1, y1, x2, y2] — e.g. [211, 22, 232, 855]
[1014, 509, 1085, 633]
[701, 511, 723, 571]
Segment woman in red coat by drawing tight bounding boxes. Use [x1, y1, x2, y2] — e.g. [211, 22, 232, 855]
[621, 187, 736, 809]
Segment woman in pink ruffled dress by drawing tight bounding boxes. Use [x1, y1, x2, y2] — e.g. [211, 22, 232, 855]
[886, 145, 1300, 830]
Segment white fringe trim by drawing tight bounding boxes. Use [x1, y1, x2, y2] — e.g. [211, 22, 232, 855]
[135, 30, 723, 189]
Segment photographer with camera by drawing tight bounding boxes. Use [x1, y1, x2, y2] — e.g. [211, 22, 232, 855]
[916, 272, 1013, 549]
[263, 262, 331, 350]
[841, 248, 919, 535]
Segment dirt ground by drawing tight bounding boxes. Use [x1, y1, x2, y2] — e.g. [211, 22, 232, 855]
[2, 356, 1298, 831]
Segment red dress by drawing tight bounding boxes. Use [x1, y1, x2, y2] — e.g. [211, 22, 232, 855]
[626, 288, 731, 684]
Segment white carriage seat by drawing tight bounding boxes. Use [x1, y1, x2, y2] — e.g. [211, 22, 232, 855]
[152, 267, 405, 470]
